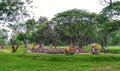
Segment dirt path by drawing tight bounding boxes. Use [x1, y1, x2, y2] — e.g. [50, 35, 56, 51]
[78, 53, 91, 54]
[79, 53, 120, 56]
[106, 53, 120, 56]
[0, 49, 11, 53]
[100, 53, 120, 56]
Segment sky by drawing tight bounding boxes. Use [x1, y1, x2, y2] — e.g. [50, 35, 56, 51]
[32, 0, 107, 20]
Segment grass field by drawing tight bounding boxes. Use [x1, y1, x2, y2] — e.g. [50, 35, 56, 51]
[0, 52, 120, 71]
[0, 46, 120, 71]
[107, 46, 120, 54]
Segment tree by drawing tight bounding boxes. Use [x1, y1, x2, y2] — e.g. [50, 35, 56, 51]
[52, 9, 97, 47]
[16, 16, 49, 47]
[0, 29, 8, 45]
[32, 20, 52, 45]
[100, 1, 120, 20]
[26, 17, 48, 44]
[96, 1, 120, 48]
[0, 0, 33, 52]
[109, 31, 120, 45]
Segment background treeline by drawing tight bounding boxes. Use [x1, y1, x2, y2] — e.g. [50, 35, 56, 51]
[0, 1, 120, 48]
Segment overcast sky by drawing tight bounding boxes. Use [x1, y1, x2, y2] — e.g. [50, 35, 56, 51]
[32, 0, 107, 20]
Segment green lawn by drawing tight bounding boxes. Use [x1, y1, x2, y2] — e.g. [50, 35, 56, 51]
[107, 46, 120, 54]
[3, 46, 27, 53]
[0, 52, 120, 71]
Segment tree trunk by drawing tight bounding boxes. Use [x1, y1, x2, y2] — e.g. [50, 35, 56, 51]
[24, 38, 27, 48]
[54, 41, 57, 48]
[38, 41, 43, 49]
[12, 44, 19, 53]
[11, 39, 19, 53]
[101, 33, 108, 50]
[71, 38, 75, 47]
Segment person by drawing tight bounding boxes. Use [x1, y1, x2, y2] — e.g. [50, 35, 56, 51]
[91, 45, 99, 54]
[91, 46, 95, 54]
[1, 45, 3, 49]
[32, 45, 35, 52]
[50, 43, 52, 48]
[69, 47, 75, 54]
[65, 46, 70, 54]
[41, 42, 44, 48]
[94, 45, 99, 50]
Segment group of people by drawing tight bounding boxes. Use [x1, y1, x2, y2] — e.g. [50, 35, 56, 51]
[65, 46, 77, 54]
[30, 43, 107, 54]
[91, 45, 99, 54]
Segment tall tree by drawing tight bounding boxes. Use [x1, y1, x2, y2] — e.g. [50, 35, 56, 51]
[52, 9, 97, 47]
[20, 17, 48, 45]
[0, 0, 33, 52]
[96, 1, 120, 48]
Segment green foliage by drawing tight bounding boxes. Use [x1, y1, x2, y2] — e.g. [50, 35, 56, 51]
[52, 9, 98, 46]
[0, 0, 33, 46]
[109, 31, 120, 45]
[16, 40, 24, 45]
[0, 1, 27, 23]
[21, 17, 49, 44]
[16, 32, 30, 41]
[95, 1, 120, 47]
[8, 1, 120, 47]
[0, 29, 8, 45]
[100, 1, 120, 19]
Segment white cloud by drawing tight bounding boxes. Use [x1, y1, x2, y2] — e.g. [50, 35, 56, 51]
[32, 0, 107, 20]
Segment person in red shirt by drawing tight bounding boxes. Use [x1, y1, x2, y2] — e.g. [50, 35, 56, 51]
[1, 45, 3, 49]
